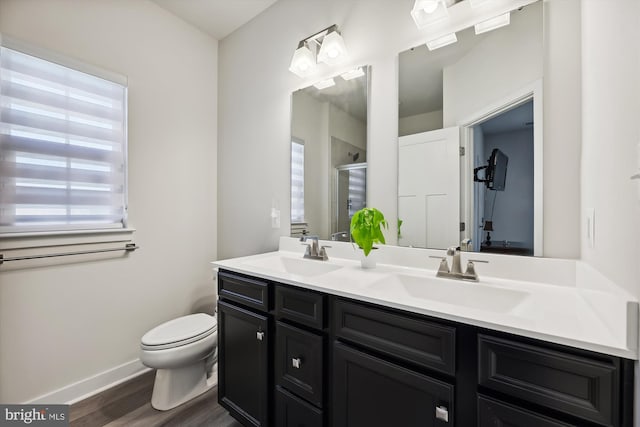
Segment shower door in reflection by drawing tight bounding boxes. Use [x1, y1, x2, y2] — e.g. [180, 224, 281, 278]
[334, 163, 367, 240]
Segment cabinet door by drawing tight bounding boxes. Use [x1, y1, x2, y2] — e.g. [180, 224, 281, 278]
[276, 386, 323, 427]
[218, 300, 269, 427]
[333, 342, 454, 427]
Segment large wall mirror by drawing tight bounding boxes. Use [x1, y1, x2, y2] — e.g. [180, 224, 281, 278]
[290, 66, 369, 241]
[398, 1, 543, 256]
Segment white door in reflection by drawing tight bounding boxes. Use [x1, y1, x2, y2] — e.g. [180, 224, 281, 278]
[398, 126, 460, 249]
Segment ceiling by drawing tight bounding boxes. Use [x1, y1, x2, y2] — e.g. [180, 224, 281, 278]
[151, 0, 278, 40]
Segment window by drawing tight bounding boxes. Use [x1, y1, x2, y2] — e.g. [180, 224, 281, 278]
[290, 138, 304, 223]
[0, 42, 128, 235]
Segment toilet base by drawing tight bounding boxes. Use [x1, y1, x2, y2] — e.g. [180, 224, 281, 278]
[151, 360, 215, 411]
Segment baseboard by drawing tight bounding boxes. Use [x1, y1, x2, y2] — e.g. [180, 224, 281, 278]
[25, 359, 151, 405]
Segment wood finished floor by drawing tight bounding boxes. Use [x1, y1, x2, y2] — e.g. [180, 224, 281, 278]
[70, 371, 243, 427]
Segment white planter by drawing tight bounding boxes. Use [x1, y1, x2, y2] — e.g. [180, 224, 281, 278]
[360, 248, 377, 269]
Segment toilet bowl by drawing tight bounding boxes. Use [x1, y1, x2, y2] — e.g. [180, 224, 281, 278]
[140, 313, 217, 411]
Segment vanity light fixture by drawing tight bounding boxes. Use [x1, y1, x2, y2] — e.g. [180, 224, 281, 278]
[289, 24, 349, 77]
[289, 42, 316, 77]
[474, 12, 511, 34]
[411, 0, 455, 29]
[426, 33, 458, 50]
[340, 67, 365, 81]
[317, 29, 348, 65]
[313, 78, 336, 90]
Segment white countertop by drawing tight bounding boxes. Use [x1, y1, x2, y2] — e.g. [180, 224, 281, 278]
[212, 240, 639, 360]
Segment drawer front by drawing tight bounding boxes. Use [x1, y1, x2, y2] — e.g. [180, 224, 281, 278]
[478, 334, 619, 426]
[276, 285, 325, 330]
[218, 270, 269, 312]
[275, 386, 323, 427]
[333, 299, 456, 375]
[276, 321, 324, 407]
[478, 395, 575, 427]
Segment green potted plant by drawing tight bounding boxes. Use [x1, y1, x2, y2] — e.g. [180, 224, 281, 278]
[350, 207, 388, 268]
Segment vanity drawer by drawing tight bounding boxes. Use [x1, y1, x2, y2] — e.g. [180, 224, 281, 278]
[478, 395, 575, 427]
[218, 270, 269, 312]
[478, 334, 620, 426]
[276, 285, 325, 330]
[275, 386, 323, 427]
[276, 321, 324, 408]
[333, 299, 455, 376]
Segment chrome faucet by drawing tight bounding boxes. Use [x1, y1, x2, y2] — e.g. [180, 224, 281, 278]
[300, 236, 330, 261]
[430, 246, 487, 282]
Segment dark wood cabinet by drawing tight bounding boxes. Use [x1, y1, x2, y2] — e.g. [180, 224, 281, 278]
[333, 299, 456, 375]
[478, 334, 621, 426]
[478, 395, 575, 427]
[332, 342, 454, 427]
[276, 386, 323, 427]
[217, 269, 634, 427]
[275, 321, 324, 407]
[218, 271, 271, 427]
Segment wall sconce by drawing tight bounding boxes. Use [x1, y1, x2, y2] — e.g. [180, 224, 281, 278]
[289, 25, 348, 78]
[411, 0, 456, 28]
[413, 0, 516, 51]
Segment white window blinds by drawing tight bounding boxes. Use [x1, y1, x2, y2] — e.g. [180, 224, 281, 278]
[0, 45, 128, 234]
[291, 139, 304, 223]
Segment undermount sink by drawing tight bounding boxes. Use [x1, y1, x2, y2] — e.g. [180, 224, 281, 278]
[368, 274, 529, 313]
[242, 255, 342, 277]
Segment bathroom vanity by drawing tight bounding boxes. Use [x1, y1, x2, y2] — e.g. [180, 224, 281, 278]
[213, 239, 637, 427]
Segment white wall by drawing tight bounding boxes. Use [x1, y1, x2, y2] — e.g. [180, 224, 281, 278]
[291, 91, 328, 237]
[580, 0, 640, 298]
[542, 0, 582, 258]
[0, 0, 218, 403]
[218, 0, 581, 259]
[443, 2, 543, 126]
[399, 110, 443, 136]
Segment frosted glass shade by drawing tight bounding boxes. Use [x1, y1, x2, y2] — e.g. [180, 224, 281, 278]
[317, 31, 348, 65]
[411, 0, 449, 28]
[289, 44, 316, 77]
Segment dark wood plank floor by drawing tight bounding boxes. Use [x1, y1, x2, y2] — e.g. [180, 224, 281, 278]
[70, 371, 242, 427]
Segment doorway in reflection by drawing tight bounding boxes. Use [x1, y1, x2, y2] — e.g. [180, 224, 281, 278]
[472, 100, 534, 255]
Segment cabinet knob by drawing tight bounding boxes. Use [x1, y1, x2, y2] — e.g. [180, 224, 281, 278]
[291, 357, 302, 369]
[435, 405, 449, 422]
[256, 331, 265, 341]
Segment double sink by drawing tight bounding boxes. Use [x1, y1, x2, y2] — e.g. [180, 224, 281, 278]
[240, 253, 529, 314]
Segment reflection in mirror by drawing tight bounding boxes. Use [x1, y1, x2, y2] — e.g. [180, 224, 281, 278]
[398, 1, 542, 255]
[290, 67, 369, 241]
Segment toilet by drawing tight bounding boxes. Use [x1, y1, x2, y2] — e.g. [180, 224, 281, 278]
[140, 313, 217, 411]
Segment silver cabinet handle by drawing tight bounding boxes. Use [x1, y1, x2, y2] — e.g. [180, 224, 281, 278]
[291, 357, 302, 369]
[256, 331, 265, 341]
[435, 405, 449, 422]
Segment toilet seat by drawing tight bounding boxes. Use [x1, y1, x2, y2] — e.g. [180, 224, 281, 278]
[141, 313, 217, 351]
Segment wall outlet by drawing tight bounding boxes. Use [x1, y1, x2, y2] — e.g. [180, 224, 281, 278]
[586, 208, 595, 248]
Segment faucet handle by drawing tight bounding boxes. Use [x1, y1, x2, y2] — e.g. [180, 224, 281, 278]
[301, 242, 313, 258]
[319, 245, 331, 260]
[429, 255, 450, 275]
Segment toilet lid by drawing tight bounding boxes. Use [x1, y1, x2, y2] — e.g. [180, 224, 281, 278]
[142, 313, 217, 348]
